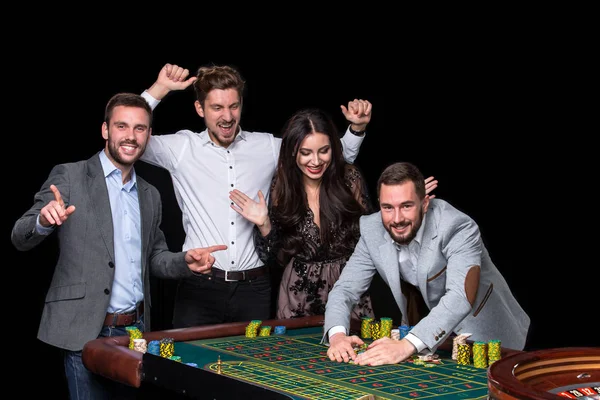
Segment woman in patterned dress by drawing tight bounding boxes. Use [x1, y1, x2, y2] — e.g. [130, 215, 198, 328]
[230, 103, 436, 322]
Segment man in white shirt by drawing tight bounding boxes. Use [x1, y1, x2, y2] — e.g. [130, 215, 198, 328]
[140, 63, 370, 327]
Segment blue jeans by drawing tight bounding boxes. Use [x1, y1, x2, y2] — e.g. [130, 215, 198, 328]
[63, 318, 144, 400]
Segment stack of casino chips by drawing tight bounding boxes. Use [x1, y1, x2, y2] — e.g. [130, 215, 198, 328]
[380, 318, 393, 338]
[259, 326, 272, 336]
[169, 356, 182, 362]
[369, 320, 382, 340]
[126, 326, 143, 349]
[132, 338, 147, 353]
[456, 343, 471, 365]
[147, 340, 160, 355]
[361, 317, 373, 338]
[245, 320, 261, 337]
[399, 325, 412, 339]
[274, 326, 286, 335]
[159, 338, 175, 358]
[488, 340, 501, 365]
[391, 329, 400, 340]
[472, 341, 488, 368]
[452, 333, 472, 360]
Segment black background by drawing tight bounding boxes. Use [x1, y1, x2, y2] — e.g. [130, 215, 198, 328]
[7, 35, 596, 398]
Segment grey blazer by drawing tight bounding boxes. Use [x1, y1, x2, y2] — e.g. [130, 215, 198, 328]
[12, 152, 193, 351]
[323, 198, 530, 351]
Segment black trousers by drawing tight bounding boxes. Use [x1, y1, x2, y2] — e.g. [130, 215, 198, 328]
[172, 273, 271, 328]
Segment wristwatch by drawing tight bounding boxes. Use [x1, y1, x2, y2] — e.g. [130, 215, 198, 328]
[349, 126, 366, 136]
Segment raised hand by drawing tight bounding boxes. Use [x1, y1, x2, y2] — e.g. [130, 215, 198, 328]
[425, 176, 438, 200]
[229, 189, 269, 227]
[185, 244, 228, 274]
[340, 99, 373, 131]
[148, 63, 197, 100]
[39, 184, 76, 227]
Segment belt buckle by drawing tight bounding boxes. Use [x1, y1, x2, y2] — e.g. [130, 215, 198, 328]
[224, 270, 244, 282]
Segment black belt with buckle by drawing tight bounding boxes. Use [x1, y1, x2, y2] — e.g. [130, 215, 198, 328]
[210, 266, 268, 282]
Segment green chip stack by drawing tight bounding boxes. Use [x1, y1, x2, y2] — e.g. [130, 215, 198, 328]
[361, 317, 373, 339]
[472, 341, 488, 368]
[457, 343, 471, 365]
[380, 317, 393, 338]
[169, 355, 182, 362]
[488, 339, 501, 365]
[259, 326, 272, 336]
[159, 338, 175, 358]
[245, 320, 261, 337]
[126, 326, 142, 350]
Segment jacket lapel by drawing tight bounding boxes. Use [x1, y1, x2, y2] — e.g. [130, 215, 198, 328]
[137, 178, 151, 283]
[417, 204, 438, 305]
[87, 155, 114, 261]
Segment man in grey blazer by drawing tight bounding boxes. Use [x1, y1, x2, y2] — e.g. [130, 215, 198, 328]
[11, 93, 227, 399]
[323, 161, 529, 366]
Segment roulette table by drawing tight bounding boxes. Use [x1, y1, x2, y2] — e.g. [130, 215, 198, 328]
[83, 315, 520, 399]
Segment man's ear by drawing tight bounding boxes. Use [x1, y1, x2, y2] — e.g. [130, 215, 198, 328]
[101, 122, 108, 140]
[195, 101, 204, 118]
[422, 195, 430, 213]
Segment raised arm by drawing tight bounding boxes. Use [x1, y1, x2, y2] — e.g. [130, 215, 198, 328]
[339, 99, 372, 164]
[146, 63, 197, 101]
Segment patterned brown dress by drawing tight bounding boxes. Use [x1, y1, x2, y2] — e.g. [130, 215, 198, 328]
[255, 164, 374, 321]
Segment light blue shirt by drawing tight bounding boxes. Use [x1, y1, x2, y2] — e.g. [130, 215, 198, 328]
[99, 150, 144, 313]
[36, 150, 144, 313]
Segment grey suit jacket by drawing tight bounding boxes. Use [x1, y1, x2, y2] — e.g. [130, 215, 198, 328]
[12, 152, 193, 351]
[323, 198, 530, 351]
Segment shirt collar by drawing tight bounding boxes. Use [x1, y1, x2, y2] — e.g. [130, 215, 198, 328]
[199, 127, 248, 146]
[99, 149, 137, 187]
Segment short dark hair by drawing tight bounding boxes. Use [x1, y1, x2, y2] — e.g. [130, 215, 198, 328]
[193, 65, 246, 106]
[377, 162, 426, 200]
[104, 93, 153, 126]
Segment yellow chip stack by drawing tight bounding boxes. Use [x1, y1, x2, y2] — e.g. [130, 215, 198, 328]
[380, 317, 393, 338]
[259, 326, 272, 336]
[472, 341, 488, 368]
[245, 320, 261, 337]
[159, 338, 175, 358]
[361, 317, 373, 339]
[369, 320, 382, 340]
[488, 339, 501, 365]
[456, 343, 471, 365]
[126, 326, 143, 350]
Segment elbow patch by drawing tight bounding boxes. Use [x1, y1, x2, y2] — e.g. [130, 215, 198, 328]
[464, 265, 481, 306]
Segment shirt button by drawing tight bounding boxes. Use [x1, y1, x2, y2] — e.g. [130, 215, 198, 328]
[104, 288, 110, 295]
[231, 222, 234, 225]
[230, 184, 234, 187]
[108, 262, 115, 268]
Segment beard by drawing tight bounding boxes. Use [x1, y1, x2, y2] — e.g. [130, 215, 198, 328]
[387, 208, 424, 245]
[107, 137, 143, 167]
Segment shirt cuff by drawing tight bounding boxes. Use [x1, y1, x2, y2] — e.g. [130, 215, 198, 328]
[36, 215, 55, 236]
[328, 325, 347, 340]
[141, 91, 161, 110]
[405, 333, 427, 353]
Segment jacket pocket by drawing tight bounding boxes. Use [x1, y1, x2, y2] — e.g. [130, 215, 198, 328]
[45, 283, 86, 303]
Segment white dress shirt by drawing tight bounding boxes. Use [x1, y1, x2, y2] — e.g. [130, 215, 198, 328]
[140, 91, 364, 271]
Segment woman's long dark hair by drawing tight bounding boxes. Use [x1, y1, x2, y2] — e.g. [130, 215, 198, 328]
[271, 109, 364, 258]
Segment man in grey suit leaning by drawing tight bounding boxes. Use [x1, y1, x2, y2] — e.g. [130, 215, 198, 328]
[11, 93, 227, 399]
[323, 161, 529, 366]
